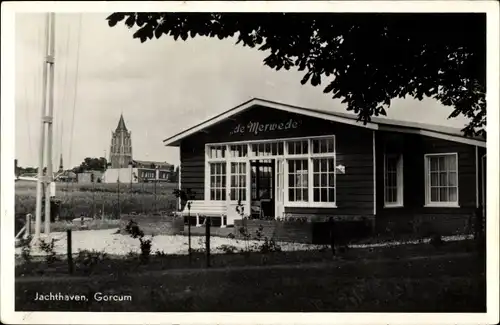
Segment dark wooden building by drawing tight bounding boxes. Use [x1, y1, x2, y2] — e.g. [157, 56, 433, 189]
[164, 98, 486, 236]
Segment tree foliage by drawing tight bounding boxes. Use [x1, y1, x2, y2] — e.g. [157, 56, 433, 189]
[107, 13, 486, 138]
[72, 157, 108, 173]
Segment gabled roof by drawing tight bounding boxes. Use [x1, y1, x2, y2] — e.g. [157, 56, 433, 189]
[132, 160, 173, 168]
[163, 98, 486, 148]
[116, 114, 128, 132]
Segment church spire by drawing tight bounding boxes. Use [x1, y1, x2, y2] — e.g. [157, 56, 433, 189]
[116, 113, 128, 132]
[59, 153, 63, 172]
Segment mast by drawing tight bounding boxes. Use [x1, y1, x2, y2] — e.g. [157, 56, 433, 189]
[45, 12, 56, 236]
[34, 12, 56, 244]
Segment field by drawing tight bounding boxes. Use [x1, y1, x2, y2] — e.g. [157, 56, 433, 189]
[15, 240, 486, 312]
[15, 180, 179, 219]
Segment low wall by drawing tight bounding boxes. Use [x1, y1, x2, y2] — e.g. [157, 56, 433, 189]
[375, 212, 475, 237]
[233, 218, 373, 245]
[120, 214, 184, 236]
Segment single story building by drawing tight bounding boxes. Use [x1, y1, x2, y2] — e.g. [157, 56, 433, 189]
[103, 166, 172, 183]
[164, 98, 486, 236]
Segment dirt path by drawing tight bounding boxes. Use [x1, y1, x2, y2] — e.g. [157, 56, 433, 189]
[15, 252, 478, 284]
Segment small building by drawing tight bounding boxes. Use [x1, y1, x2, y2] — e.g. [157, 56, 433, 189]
[77, 171, 104, 183]
[102, 165, 173, 183]
[163, 98, 486, 236]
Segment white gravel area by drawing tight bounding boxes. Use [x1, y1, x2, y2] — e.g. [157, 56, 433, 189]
[16, 228, 320, 256]
[15, 228, 472, 257]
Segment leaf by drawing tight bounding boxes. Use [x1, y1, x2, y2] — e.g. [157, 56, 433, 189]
[311, 73, 321, 86]
[300, 72, 312, 85]
[323, 81, 335, 94]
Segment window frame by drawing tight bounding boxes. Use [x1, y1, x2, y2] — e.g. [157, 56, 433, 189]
[205, 135, 337, 208]
[424, 152, 460, 208]
[383, 153, 404, 208]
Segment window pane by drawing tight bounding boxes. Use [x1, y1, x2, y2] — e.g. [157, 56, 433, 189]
[320, 159, 327, 172]
[328, 188, 335, 202]
[439, 172, 447, 186]
[313, 189, 320, 201]
[321, 174, 327, 186]
[314, 174, 319, 187]
[430, 157, 439, 171]
[288, 189, 295, 201]
[439, 187, 448, 202]
[430, 172, 439, 186]
[438, 156, 446, 170]
[302, 189, 308, 201]
[312, 140, 319, 153]
[278, 142, 284, 155]
[431, 188, 439, 201]
[320, 188, 327, 202]
[446, 155, 457, 171]
[449, 187, 458, 201]
[328, 158, 334, 171]
[288, 174, 295, 187]
[448, 172, 457, 186]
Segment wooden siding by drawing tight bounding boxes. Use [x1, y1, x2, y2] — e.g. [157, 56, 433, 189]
[180, 105, 374, 216]
[375, 132, 481, 236]
[180, 140, 205, 200]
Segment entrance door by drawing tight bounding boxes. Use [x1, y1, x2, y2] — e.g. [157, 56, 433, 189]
[275, 158, 284, 219]
[250, 159, 275, 219]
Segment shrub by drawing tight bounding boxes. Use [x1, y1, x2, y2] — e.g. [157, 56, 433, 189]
[125, 220, 153, 263]
[20, 236, 32, 265]
[39, 238, 58, 264]
[75, 249, 108, 275]
[218, 244, 238, 254]
[258, 237, 282, 253]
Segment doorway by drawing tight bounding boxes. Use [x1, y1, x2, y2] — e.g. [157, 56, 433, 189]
[250, 159, 275, 219]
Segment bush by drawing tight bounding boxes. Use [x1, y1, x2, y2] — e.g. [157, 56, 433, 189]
[39, 238, 58, 264]
[75, 249, 108, 274]
[20, 236, 32, 264]
[218, 244, 238, 254]
[124, 220, 153, 263]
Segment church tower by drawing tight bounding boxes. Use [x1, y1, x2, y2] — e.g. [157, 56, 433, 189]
[109, 114, 133, 168]
[58, 153, 64, 172]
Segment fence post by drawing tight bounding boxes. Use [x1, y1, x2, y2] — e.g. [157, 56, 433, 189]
[24, 214, 32, 240]
[329, 217, 336, 256]
[205, 217, 211, 268]
[188, 202, 192, 264]
[67, 229, 73, 274]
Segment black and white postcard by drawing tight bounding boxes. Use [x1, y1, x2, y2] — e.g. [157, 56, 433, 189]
[1, 1, 499, 324]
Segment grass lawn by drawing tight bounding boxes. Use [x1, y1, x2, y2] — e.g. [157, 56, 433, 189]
[15, 181, 179, 218]
[15, 250, 485, 312]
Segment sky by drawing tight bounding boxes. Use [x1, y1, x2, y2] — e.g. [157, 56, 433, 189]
[15, 12, 470, 170]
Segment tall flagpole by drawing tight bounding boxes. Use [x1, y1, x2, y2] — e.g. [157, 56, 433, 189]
[44, 12, 56, 237]
[34, 13, 51, 244]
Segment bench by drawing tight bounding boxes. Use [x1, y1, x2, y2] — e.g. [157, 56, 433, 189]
[177, 201, 230, 228]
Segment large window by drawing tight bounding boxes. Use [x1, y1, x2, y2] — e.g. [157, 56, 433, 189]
[205, 135, 336, 207]
[313, 158, 335, 203]
[288, 159, 309, 202]
[209, 162, 226, 201]
[384, 154, 403, 207]
[230, 162, 246, 201]
[425, 153, 458, 206]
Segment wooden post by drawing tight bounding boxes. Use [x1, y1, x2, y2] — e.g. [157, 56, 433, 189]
[205, 217, 211, 268]
[329, 217, 336, 256]
[24, 214, 32, 240]
[188, 201, 191, 264]
[67, 229, 73, 274]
